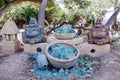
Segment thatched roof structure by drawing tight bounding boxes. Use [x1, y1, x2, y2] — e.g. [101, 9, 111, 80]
[1, 20, 19, 34]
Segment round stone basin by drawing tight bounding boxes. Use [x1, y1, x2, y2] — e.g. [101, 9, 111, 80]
[54, 32, 76, 40]
[45, 42, 80, 68]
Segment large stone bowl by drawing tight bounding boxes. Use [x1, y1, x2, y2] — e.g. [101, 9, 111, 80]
[45, 42, 80, 68]
[54, 32, 76, 40]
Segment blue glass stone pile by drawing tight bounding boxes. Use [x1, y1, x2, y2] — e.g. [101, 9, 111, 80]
[29, 54, 101, 80]
[48, 44, 77, 60]
[55, 26, 75, 33]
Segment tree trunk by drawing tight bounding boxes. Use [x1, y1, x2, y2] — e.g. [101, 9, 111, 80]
[38, 0, 48, 28]
[105, 7, 120, 27]
[113, 7, 118, 25]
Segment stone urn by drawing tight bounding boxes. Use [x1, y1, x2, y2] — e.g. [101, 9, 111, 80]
[45, 42, 80, 68]
[54, 26, 76, 40]
[54, 32, 76, 40]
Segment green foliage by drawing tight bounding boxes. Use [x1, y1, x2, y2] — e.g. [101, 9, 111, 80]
[79, 54, 93, 61]
[45, 7, 55, 23]
[64, 0, 91, 9]
[51, 6, 65, 22]
[85, 11, 95, 24]
[62, 0, 91, 24]
[5, 0, 13, 3]
[21, 5, 39, 22]
[68, 13, 80, 24]
[1, 2, 39, 23]
[0, 0, 5, 9]
[0, 0, 13, 9]
[47, 0, 54, 7]
[1, 1, 64, 26]
[88, 0, 120, 18]
[45, 4, 65, 23]
[73, 0, 91, 9]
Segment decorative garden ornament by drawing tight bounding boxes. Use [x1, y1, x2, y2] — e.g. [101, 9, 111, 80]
[22, 18, 44, 44]
[87, 18, 111, 45]
[36, 48, 48, 69]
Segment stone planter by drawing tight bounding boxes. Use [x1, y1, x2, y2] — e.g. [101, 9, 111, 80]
[45, 42, 80, 68]
[54, 32, 76, 40]
[111, 42, 120, 51]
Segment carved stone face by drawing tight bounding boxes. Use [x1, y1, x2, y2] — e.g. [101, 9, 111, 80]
[95, 18, 102, 24]
[29, 18, 37, 24]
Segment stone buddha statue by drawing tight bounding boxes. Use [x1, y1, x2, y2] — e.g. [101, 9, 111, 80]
[87, 18, 110, 45]
[22, 18, 44, 44]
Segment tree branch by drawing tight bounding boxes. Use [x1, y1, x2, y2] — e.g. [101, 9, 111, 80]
[72, 26, 92, 30]
[46, 22, 70, 34]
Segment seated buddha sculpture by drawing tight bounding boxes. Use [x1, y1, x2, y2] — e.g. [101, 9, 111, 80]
[87, 18, 111, 45]
[22, 18, 44, 44]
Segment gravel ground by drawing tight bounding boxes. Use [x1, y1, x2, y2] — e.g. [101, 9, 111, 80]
[0, 44, 120, 80]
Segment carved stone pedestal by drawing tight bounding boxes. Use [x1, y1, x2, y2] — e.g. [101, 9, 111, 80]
[47, 35, 84, 45]
[24, 43, 48, 53]
[77, 42, 110, 57]
[2, 40, 20, 54]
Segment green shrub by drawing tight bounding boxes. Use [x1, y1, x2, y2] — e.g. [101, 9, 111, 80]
[5, 0, 13, 3]
[0, 0, 5, 9]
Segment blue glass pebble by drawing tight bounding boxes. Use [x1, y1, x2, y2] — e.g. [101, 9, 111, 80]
[29, 54, 101, 79]
[55, 26, 75, 33]
[48, 44, 77, 60]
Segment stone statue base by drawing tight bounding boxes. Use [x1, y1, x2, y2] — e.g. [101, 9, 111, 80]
[24, 43, 48, 53]
[2, 40, 21, 54]
[47, 34, 84, 45]
[77, 42, 110, 57]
